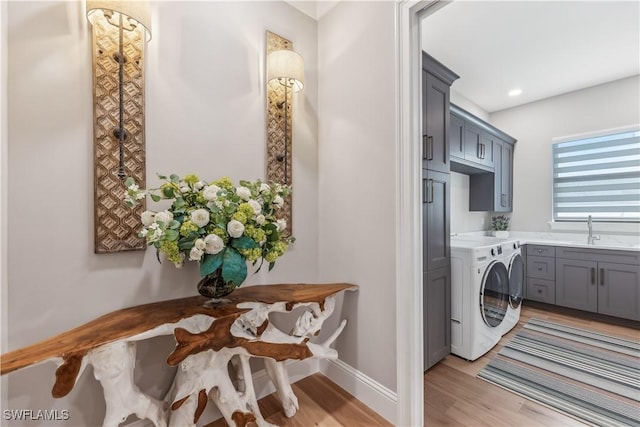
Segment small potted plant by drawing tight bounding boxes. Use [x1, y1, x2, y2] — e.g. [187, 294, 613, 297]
[491, 215, 510, 238]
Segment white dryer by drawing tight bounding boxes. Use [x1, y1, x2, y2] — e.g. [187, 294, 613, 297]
[499, 240, 524, 335]
[450, 238, 511, 361]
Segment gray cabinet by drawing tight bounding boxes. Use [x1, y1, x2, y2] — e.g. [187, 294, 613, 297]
[423, 170, 450, 271]
[423, 267, 451, 370]
[421, 52, 458, 371]
[597, 262, 640, 320]
[555, 258, 598, 312]
[450, 104, 516, 212]
[553, 246, 640, 321]
[422, 52, 458, 174]
[525, 245, 556, 304]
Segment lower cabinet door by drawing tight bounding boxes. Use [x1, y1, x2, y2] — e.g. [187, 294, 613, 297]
[556, 258, 598, 312]
[424, 266, 451, 371]
[423, 170, 450, 271]
[598, 262, 640, 321]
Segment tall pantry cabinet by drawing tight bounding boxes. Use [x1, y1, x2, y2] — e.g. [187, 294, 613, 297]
[422, 52, 459, 370]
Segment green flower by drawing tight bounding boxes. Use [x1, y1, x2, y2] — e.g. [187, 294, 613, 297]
[232, 212, 247, 224]
[212, 176, 234, 191]
[180, 220, 199, 237]
[184, 174, 200, 184]
[159, 240, 184, 266]
[264, 251, 279, 263]
[244, 225, 266, 243]
[239, 247, 262, 262]
[238, 203, 255, 219]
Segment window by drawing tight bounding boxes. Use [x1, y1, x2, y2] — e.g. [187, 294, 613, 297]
[553, 129, 640, 222]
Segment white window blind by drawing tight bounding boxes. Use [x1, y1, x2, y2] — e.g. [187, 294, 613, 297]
[553, 129, 640, 222]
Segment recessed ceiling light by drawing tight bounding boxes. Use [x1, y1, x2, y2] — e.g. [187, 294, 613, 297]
[508, 88, 522, 97]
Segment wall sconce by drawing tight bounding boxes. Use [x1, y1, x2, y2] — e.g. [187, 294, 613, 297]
[86, 0, 151, 253]
[266, 31, 305, 235]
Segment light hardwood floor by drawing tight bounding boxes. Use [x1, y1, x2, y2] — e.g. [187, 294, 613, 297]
[207, 303, 639, 426]
[424, 303, 639, 426]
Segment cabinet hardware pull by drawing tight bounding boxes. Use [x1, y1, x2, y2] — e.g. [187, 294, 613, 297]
[501, 193, 507, 207]
[423, 135, 428, 160]
[600, 268, 605, 286]
[590, 267, 595, 284]
[428, 136, 434, 160]
[537, 249, 543, 253]
[423, 135, 434, 160]
[428, 179, 434, 204]
[478, 142, 484, 159]
[537, 266, 542, 270]
[422, 178, 428, 204]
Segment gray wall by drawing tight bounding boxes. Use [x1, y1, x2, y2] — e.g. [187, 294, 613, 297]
[317, 1, 398, 392]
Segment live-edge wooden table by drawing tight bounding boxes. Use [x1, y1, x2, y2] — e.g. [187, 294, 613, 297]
[1, 283, 358, 427]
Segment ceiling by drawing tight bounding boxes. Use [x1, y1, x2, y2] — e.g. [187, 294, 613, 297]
[421, 1, 640, 113]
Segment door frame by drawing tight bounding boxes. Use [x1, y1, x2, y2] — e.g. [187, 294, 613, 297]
[396, 1, 449, 425]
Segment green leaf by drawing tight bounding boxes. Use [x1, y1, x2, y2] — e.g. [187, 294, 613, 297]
[268, 261, 276, 272]
[124, 177, 135, 187]
[222, 247, 247, 286]
[268, 230, 280, 242]
[156, 249, 162, 264]
[178, 237, 195, 251]
[157, 174, 167, 180]
[164, 229, 179, 241]
[170, 174, 180, 182]
[200, 252, 223, 277]
[150, 194, 161, 202]
[231, 236, 259, 250]
[162, 187, 175, 198]
[174, 197, 186, 209]
[168, 220, 181, 229]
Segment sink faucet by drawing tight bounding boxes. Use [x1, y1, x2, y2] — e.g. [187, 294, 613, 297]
[587, 215, 600, 245]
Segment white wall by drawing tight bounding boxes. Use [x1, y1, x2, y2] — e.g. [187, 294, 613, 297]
[317, 1, 397, 394]
[450, 172, 490, 234]
[490, 75, 640, 233]
[5, 2, 318, 426]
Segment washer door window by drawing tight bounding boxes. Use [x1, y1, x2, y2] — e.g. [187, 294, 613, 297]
[480, 261, 509, 327]
[508, 253, 524, 309]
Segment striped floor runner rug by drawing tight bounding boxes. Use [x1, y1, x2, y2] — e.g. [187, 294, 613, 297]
[478, 318, 640, 427]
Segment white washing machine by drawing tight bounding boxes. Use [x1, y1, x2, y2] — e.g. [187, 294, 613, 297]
[450, 236, 522, 361]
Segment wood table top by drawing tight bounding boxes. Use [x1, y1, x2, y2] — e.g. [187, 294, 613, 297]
[1, 283, 357, 376]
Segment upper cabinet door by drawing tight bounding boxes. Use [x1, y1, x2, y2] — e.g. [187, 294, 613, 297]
[449, 113, 465, 161]
[422, 70, 451, 173]
[422, 52, 458, 174]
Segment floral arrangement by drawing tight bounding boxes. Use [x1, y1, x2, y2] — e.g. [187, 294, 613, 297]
[491, 215, 510, 231]
[124, 174, 294, 288]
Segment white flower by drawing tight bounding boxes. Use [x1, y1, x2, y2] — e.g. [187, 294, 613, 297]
[274, 195, 284, 209]
[194, 181, 204, 190]
[173, 259, 184, 269]
[236, 186, 251, 201]
[276, 218, 287, 232]
[189, 246, 204, 261]
[260, 183, 271, 193]
[191, 209, 210, 228]
[227, 219, 245, 238]
[154, 211, 173, 225]
[194, 238, 206, 250]
[215, 200, 224, 210]
[204, 234, 225, 254]
[248, 199, 262, 215]
[135, 191, 145, 200]
[180, 185, 190, 193]
[140, 210, 155, 226]
[203, 185, 220, 201]
[146, 223, 163, 243]
[255, 214, 266, 226]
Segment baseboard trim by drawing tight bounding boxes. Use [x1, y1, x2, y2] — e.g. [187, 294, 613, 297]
[319, 358, 397, 424]
[124, 358, 319, 427]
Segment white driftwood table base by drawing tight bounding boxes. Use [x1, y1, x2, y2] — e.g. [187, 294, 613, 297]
[0, 284, 357, 427]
